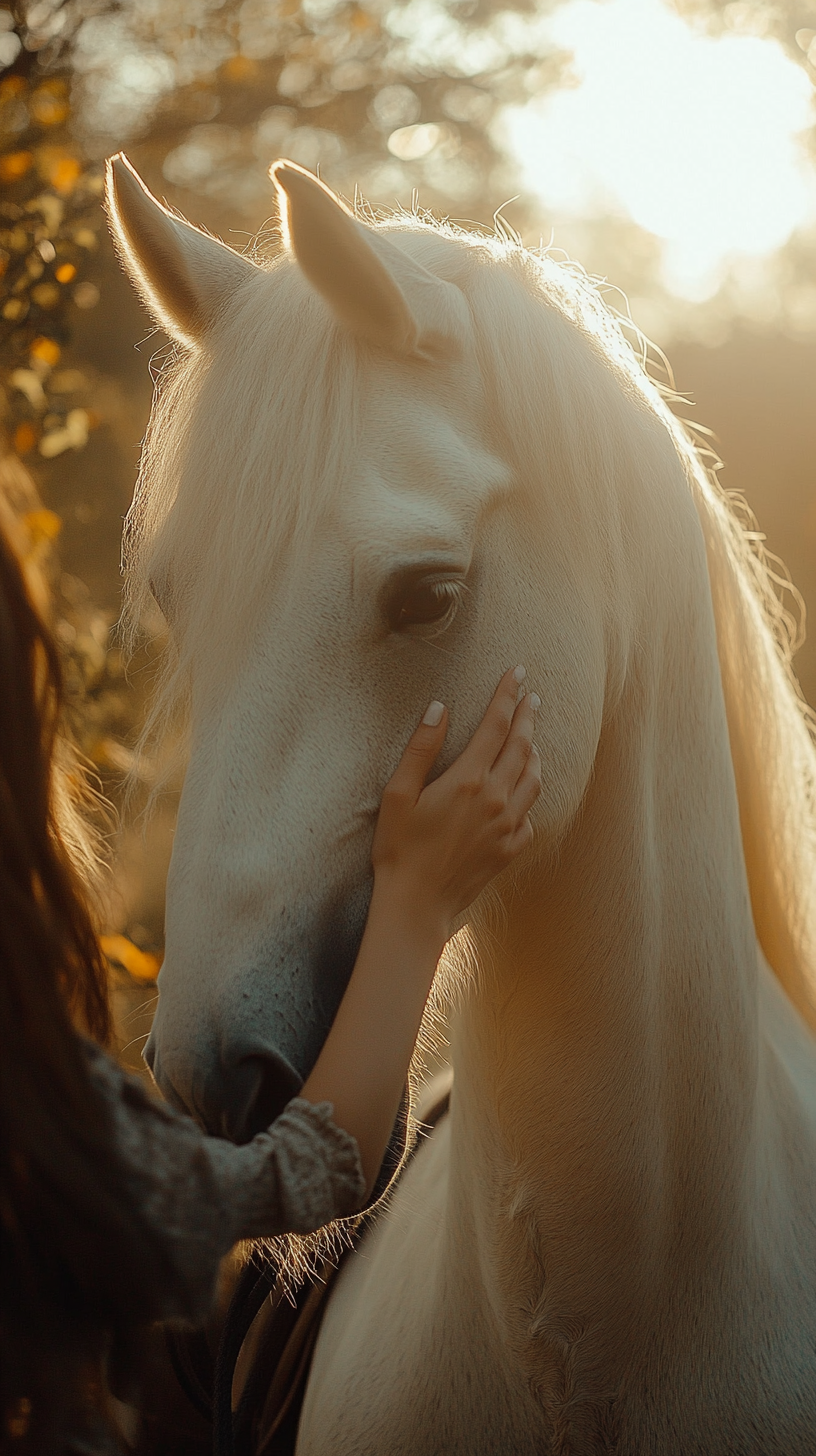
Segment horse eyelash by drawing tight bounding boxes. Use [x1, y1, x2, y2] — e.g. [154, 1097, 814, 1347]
[437, 579, 467, 607]
[412, 578, 468, 639]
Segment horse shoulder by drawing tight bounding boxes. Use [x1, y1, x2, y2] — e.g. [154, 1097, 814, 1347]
[298, 1120, 451, 1455]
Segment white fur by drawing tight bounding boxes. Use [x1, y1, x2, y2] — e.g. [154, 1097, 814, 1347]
[108, 160, 816, 1452]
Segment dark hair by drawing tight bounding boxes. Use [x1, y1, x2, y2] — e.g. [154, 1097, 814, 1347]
[0, 525, 169, 1450]
[0, 523, 111, 1042]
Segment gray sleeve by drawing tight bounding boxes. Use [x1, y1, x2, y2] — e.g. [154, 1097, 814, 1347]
[84, 1044, 365, 1322]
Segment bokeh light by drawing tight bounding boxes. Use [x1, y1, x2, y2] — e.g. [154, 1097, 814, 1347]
[501, 0, 816, 300]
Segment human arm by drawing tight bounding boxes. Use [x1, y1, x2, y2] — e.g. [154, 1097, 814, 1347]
[300, 666, 541, 1195]
[75, 669, 538, 1323]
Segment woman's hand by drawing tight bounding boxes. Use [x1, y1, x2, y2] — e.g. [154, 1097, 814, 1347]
[372, 666, 542, 942]
[300, 667, 541, 1197]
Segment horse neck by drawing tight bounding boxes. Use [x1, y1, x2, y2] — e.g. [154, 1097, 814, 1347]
[445, 567, 768, 1385]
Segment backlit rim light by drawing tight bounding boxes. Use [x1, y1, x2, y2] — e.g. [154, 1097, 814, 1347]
[499, 0, 816, 300]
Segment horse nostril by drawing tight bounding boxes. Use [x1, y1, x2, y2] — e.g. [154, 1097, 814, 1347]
[219, 1048, 303, 1143]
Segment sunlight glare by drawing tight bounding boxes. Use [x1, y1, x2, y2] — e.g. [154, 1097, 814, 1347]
[500, 0, 816, 299]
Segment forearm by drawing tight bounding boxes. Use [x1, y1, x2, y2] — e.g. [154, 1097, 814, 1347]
[300, 880, 446, 1196]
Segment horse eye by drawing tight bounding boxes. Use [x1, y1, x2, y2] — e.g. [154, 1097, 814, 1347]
[389, 576, 464, 633]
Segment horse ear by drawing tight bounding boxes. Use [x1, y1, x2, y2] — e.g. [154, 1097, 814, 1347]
[271, 160, 467, 360]
[105, 153, 259, 348]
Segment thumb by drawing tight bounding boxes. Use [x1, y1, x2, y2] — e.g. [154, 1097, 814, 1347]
[390, 701, 449, 801]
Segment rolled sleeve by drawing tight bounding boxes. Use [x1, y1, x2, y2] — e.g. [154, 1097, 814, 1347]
[83, 1045, 365, 1323]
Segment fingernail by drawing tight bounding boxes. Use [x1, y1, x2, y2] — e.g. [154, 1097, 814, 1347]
[513, 664, 526, 683]
[422, 700, 445, 726]
[530, 693, 541, 711]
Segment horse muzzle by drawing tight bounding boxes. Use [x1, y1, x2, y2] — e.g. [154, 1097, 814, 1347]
[144, 1028, 304, 1143]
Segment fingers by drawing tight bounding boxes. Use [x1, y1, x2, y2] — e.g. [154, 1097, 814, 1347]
[386, 670, 540, 828]
[384, 700, 449, 805]
[511, 744, 542, 819]
[460, 665, 527, 772]
[493, 690, 540, 789]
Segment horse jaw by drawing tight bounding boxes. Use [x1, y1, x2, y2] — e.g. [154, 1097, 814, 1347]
[271, 159, 469, 361]
[105, 153, 259, 348]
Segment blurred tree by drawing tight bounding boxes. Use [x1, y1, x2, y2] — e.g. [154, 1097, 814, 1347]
[0, 49, 102, 464]
[0, 13, 136, 794]
[3, 1, 567, 219]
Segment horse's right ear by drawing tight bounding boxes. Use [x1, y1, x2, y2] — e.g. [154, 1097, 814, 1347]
[105, 153, 258, 348]
[271, 160, 468, 361]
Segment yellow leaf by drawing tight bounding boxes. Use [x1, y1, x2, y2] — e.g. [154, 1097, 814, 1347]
[31, 281, 60, 309]
[0, 77, 27, 101]
[100, 935, 161, 984]
[35, 147, 81, 195]
[29, 89, 69, 127]
[0, 150, 33, 182]
[13, 422, 37, 455]
[23, 508, 62, 544]
[30, 335, 61, 368]
[223, 55, 257, 81]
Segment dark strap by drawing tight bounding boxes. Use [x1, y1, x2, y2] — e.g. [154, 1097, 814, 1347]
[249, 1086, 452, 1456]
[164, 1325, 216, 1423]
[213, 1252, 280, 1456]
[239, 1258, 336, 1455]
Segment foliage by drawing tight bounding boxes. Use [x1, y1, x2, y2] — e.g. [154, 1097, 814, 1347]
[5, 1, 561, 209]
[0, 67, 102, 464]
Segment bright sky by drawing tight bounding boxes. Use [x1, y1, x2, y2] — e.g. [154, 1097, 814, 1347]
[500, 0, 816, 300]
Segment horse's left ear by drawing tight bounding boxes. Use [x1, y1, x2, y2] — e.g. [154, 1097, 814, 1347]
[271, 161, 468, 361]
[105, 153, 259, 348]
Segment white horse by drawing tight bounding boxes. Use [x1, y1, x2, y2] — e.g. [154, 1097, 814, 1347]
[107, 154, 816, 1453]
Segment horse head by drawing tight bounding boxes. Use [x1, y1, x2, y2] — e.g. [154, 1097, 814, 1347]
[107, 156, 702, 1141]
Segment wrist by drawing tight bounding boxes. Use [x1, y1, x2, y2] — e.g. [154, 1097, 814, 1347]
[369, 870, 450, 958]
